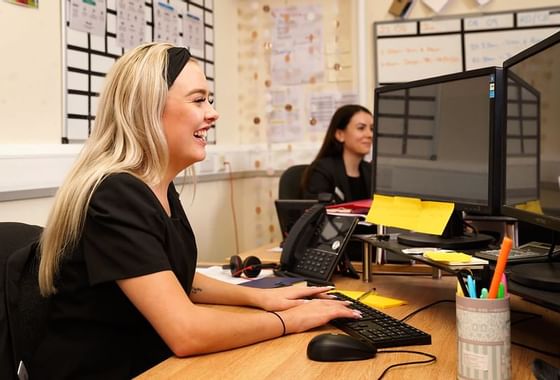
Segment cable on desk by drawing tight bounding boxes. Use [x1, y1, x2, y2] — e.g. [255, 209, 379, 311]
[509, 309, 559, 359]
[512, 341, 560, 359]
[399, 300, 455, 323]
[463, 219, 480, 235]
[511, 309, 542, 326]
[376, 349, 437, 379]
[177, 167, 195, 201]
[353, 269, 436, 277]
[223, 161, 240, 255]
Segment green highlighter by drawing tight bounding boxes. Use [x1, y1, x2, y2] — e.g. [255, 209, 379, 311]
[497, 283, 505, 299]
[480, 288, 488, 299]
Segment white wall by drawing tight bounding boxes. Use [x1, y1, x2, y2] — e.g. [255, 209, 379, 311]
[0, 1, 61, 143]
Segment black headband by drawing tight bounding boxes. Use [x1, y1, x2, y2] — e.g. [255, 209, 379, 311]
[166, 47, 191, 87]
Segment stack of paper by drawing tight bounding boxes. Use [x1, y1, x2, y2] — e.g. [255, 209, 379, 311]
[422, 251, 488, 266]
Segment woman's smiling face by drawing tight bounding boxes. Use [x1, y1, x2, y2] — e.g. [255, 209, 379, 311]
[162, 60, 219, 172]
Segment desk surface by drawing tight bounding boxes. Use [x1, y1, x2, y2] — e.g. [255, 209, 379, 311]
[138, 246, 560, 380]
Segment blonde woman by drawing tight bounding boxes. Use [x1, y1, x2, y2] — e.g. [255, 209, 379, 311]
[31, 43, 360, 378]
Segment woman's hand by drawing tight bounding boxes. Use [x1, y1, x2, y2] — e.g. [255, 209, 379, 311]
[278, 298, 361, 334]
[252, 286, 337, 311]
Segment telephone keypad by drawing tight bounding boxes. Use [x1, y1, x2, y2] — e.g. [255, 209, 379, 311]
[294, 248, 337, 277]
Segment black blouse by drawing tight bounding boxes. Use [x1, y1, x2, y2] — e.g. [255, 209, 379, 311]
[304, 156, 373, 203]
[347, 175, 368, 201]
[30, 173, 197, 379]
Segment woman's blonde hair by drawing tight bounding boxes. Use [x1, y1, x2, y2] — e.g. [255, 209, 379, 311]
[39, 42, 175, 296]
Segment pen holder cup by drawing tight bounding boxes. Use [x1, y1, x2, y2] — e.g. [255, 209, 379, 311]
[456, 294, 511, 380]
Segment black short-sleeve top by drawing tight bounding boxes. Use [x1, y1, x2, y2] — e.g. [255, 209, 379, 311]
[30, 173, 197, 379]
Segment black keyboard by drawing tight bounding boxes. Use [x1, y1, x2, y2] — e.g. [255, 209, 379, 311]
[476, 241, 558, 263]
[329, 292, 431, 348]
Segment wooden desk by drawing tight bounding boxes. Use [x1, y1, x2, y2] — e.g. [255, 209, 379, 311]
[138, 247, 560, 379]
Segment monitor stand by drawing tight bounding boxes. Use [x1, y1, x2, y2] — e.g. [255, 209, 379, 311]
[510, 262, 560, 292]
[397, 210, 494, 250]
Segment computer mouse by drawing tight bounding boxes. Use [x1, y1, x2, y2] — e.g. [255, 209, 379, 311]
[306, 333, 377, 362]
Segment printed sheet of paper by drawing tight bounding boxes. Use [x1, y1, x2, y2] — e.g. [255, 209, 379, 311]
[270, 5, 324, 85]
[422, 0, 449, 13]
[69, 0, 107, 37]
[196, 267, 274, 285]
[308, 92, 358, 132]
[183, 12, 204, 51]
[116, 0, 145, 49]
[154, 1, 178, 43]
[266, 87, 304, 143]
[366, 194, 454, 235]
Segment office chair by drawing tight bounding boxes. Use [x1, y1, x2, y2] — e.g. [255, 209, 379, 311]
[278, 164, 308, 200]
[0, 222, 45, 380]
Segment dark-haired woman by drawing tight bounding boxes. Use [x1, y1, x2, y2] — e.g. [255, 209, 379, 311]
[302, 104, 374, 202]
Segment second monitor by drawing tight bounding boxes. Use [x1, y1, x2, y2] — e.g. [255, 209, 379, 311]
[373, 67, 505, 249]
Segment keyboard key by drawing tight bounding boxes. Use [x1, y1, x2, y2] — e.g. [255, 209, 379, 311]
[329, 292, 431, 348]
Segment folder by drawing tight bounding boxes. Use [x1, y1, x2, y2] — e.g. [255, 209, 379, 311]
[326, 198, 372, 215]
[239, 276, 307, 288]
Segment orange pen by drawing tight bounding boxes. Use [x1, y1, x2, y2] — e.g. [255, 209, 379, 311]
[488, 237, 513, 299]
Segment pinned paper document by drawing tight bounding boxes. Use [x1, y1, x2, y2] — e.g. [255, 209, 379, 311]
[422, 0, 449, 13]
[366, 194, 454, 235]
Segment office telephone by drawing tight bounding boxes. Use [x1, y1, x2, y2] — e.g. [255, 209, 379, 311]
[275, 203, 359, 285]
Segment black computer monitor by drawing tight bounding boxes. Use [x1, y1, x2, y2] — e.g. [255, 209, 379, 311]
[372, 67, 505, 249]
[501, 31, 560, 298]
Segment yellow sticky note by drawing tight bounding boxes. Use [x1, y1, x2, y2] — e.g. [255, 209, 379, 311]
[366, 194, 454, 235]
[515, 200, 543, 214]
[423, 251, 472, 263]
[333, 290, 407, 309]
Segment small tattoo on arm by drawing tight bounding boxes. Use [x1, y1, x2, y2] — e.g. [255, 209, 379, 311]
[191, 287, 203, 294]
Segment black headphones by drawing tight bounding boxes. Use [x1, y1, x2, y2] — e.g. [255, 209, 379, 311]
[223, 255, 278, 278]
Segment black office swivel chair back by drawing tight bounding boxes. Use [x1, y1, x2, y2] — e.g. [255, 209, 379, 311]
[278, 164, 308, 200]
[0, 222, 47, 380]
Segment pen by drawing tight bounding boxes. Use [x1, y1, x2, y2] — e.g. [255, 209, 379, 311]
[501, 273, 508, 296]
[497, 283, 505, 299]
[357, 288, 376, 301]
[489, 237, 512, 299]
[480, 288, 488, 299]
[467, 275, 477, 298]
[456, 273, 470, 298]
[456, 281, 464, 296]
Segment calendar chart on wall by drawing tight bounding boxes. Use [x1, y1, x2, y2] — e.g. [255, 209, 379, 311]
[63, 0, 215, 143]
[374, 7, 560, 85]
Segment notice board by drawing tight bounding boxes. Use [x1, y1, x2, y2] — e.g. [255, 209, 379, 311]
[374, 7, 560, 85]
[63, 0, 215, 143]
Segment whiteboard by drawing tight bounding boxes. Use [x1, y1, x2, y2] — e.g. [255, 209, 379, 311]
[376, 35, 462, 83]
[374, 7, 560, 85]
[464, 28, 559, 69]
[63, 0, 216, 143]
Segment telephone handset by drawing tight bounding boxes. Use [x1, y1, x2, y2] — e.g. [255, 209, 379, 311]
[280, 203, 325, 269]
[277, 203, 359, 285]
